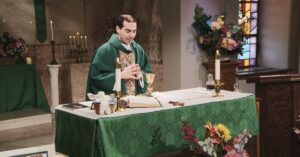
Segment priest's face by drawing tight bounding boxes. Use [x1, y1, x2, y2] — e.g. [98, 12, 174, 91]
[116, 21, 137, 45]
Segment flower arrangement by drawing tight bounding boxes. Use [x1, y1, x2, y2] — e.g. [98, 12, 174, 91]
[181, 119, 251, 157]
[192, 4, 248, 60]
[0, 32, 27, 58]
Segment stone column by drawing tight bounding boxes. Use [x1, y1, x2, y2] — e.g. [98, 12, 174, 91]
[47, 64, 61, 113]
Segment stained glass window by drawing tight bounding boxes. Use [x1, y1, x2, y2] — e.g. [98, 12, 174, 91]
[238, 0, 259, 67]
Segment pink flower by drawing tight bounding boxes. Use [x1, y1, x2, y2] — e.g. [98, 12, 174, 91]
[226, 38, 238, 51]
[14, 38, 24, 48]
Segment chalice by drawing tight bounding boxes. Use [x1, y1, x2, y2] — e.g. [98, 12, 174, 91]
[146, 73, 155, 95]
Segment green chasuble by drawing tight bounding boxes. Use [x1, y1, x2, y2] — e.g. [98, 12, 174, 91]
[87, 34, 152, 95]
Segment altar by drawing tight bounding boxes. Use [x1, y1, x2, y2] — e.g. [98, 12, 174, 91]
[55, 87, 259, 157]
[0, 65, 50, 113]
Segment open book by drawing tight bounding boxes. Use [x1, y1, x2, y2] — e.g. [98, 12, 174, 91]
[63, 103, 88, 110]
[121, 95, 161, 108]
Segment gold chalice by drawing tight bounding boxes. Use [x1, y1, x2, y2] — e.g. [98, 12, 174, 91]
[146, 73, 155, 95]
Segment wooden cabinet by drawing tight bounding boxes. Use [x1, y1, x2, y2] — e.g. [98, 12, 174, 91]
[248, 74, 300, 157]
[202, 61, 239, 91]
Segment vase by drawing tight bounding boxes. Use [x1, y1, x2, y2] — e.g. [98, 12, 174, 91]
[15, 56, 26, 64]
[221, 56, 231, 62]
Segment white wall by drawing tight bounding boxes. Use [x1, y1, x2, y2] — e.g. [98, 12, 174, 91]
[259, 0, 292, 68]
[162, 0, 181, 91]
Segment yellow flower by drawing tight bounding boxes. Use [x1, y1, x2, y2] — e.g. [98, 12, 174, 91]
[217, 16, 225, 26]
[226, 32, 232, 38]
[216, 123, 231, 142]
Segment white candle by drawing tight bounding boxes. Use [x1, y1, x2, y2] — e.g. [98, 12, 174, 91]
[84, 36, 87, 49]
[69, 36, 72, 50]
[76, 32, 80, 45]
[80, 36, 83, 49]
[50, 21, 54, 40]
[115, 57, 121, 92]
[73, 36, 76, 48]
[215, 50, 221, 80]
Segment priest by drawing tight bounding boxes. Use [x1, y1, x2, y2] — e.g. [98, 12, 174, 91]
[87, 14, 152, 96]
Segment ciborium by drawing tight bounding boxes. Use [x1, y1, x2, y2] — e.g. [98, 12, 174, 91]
[146, 73, 155, 95]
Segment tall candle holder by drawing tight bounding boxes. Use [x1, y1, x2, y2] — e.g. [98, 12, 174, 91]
[50, 40, 58, 65]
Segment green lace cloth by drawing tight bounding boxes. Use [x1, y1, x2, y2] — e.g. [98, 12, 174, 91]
[55, 95, 258, 157]
[0, 65, 50, 113]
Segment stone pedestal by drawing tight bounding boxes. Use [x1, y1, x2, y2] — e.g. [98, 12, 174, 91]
[47, 64, 61, 112]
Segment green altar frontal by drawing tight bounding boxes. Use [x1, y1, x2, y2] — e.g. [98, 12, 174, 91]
[0, 64, 50, 113]
[55, 95, 259, 157]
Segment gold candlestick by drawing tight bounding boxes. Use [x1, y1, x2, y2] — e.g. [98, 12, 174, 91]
[213, 80, 224, 97]
[146, 73, 155, 96]
[115, 91, 123, 112]
[114, 57, 123, 112]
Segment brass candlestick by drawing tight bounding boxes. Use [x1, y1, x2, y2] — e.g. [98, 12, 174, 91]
[115, 91, 123, 112]
[146, 73, 155, 96]
[213, 80, 224, 97]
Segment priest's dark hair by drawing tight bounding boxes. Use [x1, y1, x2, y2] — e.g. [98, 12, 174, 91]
[115, 14, 137, 29]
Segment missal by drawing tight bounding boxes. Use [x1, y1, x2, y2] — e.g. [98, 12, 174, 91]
[63, 103, 88, 110]
[122, 95, 161, 108]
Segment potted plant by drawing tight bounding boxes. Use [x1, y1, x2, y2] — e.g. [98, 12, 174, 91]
[181, 118, 252, 157]
[0, 32, 28, 64]
[192, 4, 248, 61]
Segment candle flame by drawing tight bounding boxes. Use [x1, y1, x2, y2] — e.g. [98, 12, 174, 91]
[76, 32, 79, 35]
[50, 20, 53, 24]
[84, 36, 87, 38]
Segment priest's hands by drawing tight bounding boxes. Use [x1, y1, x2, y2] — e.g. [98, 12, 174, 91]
[121, 64, 142, 80]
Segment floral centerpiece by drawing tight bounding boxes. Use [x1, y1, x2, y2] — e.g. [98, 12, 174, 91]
[192, 4, 248, 60]
[181, 119, 251, 157]
[0, 32, 27, 59]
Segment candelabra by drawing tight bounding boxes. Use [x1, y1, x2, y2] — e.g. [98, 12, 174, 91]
[69, 34, 88, 63]
[50, 40, 58, 65]
[70, 44, 88, 63]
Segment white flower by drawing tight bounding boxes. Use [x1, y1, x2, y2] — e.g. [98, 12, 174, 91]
[210, 21, 222, 30]
[238, 16, 248, 25]
[238, 19, 243, 25]
[242, 16, 248, 23]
